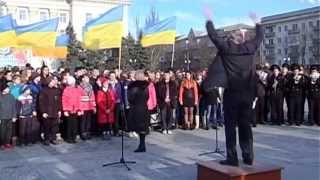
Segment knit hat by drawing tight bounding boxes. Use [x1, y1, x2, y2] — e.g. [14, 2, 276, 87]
[270, 64, 281, 71]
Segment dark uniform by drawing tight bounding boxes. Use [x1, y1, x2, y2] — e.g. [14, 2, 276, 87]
[254, 66, 267, 126]
[268, 65, 285, 125]
[306, 66, 320, 126]
[281, 63, 291, 124]
[287, 65, 305, 126]
[204, 20, 263, 166]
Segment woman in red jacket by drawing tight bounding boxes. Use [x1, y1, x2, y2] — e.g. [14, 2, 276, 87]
[96, 78, 116, 140]
[79, 74, 96, 140]
[62, 76, 84, 143]
[179, 72, 198, 130]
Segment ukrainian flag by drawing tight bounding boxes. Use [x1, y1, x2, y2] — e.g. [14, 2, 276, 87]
[33, 34, 70, 59]
[141, 17, 176, 47]
[15, 18, 58, 48]
[0, 15, 17, 48]
[83, 6, 123, 50]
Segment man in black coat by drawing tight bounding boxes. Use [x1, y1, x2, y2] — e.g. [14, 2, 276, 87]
[268, 65, 285, 125]
[203, 10, 262, 166]
[287, 64, 306, 126]
[306, 65, 320, 126]
[156, 71, 178, 134]
[38, 76, 62, 145]
[281, 63, 291, 124]
[254, 64, 268, 126]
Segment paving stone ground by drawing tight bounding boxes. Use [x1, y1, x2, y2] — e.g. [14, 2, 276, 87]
[0, 125, 319, 180]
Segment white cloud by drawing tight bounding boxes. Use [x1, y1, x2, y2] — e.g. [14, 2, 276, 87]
[174, 11, 203, 22]
[299, 0, 320, 4]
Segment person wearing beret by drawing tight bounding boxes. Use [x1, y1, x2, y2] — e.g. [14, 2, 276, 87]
[267, 65, 285, 125]
[287, 64, 306, 126]
[281, 63, 291, 124]
[306, 65, 320, 126]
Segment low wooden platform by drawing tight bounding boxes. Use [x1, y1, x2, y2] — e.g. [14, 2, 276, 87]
[197, 160, 283, 180]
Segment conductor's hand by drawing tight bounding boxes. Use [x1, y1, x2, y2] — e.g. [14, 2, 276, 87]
[203, 5, 213, 20]
[249, 12, 260, 24]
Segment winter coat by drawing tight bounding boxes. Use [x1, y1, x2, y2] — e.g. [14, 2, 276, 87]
[79, 86, 96, 111]
[147, 82, 157, 110]
[39, 86, 62, 118]
[17, 95, 35, 117]
[96, 89, 116, 124]
[62, 86, 84, 114]
[10, 84, 22, 100]
[156, 80, 178, 109]
[127, 81, 150, 133]
[0, 93, 17, 119]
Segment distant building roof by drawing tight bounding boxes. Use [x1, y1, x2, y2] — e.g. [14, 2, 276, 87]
[262, 6, 320, 23]
[220, 23, 254, 32]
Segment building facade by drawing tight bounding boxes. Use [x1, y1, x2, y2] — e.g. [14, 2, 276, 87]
[261, 6, 320, 65]
[0, 0, 131, 40]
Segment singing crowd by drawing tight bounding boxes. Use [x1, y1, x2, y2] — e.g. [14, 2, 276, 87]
[0, 63, 319, 151]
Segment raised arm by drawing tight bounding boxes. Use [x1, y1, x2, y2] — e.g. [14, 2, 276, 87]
[206, 20, 228, 51]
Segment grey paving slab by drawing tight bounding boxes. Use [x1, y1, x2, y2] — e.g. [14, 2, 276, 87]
[0, 125, 319, 180]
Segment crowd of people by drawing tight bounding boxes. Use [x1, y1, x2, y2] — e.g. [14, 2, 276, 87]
[0, 62, 319, 151]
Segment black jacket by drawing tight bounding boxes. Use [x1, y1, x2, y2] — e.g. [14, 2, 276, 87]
[267, 74, 285, 97]
[203, 20, 263, 100]
[127, 81, 150, 133]
[0, 93, 17, 119]
[156, 80, 178, 109]
[39, 86, 62, 118]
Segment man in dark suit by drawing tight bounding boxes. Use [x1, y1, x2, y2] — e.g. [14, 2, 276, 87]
[203, 8, 263, 166]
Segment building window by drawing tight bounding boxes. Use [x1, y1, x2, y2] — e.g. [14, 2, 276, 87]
[309, 21, 314, 27]
[278, 49, 281, 54]
[284, 25, 288, 31]
[86, 13, 93, 23]
[0, 6, 8, 16]
[278, 26, 281, 33]
[317, 20, 320, 27]
[39, 9, 50, 21]
[292, 24, 298, 31]
[302, 23, 306, 30]
[17, 7, 29, 24]
[59, 12, 68, 24]
[268, 39, 274, 45]
[197, 39, 201, 45]
[277, 38, 281, 44]
[285, 48, 288, 55]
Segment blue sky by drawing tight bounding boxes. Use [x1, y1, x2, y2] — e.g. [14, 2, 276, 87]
[129, 0, 320, 36]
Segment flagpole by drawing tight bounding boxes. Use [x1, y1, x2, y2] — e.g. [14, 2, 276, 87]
[118, 45, 122, 72]
[171, 43, 175, 69]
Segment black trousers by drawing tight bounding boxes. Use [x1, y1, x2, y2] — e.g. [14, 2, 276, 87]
[264, 94, 270, 123]
[223, 91, 254, 162]
[284, 95, 290, 123]
[43, 118, 59, 141]
[255, 96, 265, 124]
[160, 103, 173, 131]
[270, 94, 284, 125]
[66, 114, 78, 141]
[19, 116, 39, 144]
[308, 98, 320, 125]
[80, 110, 93, 136]
[0, 119, 12, 145]
[288, 96, 303, 125]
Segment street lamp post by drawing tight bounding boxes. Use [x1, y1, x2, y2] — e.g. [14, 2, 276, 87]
[283, 57, 291, 65]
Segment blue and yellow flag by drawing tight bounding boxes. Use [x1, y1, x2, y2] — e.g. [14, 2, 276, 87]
[141, 17, 176, 47]
[83, 6, 123, 50]
[0, 15, 17, 48]
[15, 18, 58, 48]
[33, 34, 70, 58]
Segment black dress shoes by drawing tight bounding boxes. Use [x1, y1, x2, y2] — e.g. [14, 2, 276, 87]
[219, 159, 239, 167]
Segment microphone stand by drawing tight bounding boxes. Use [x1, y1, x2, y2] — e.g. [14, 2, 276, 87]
[102, 104, 136, 171]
